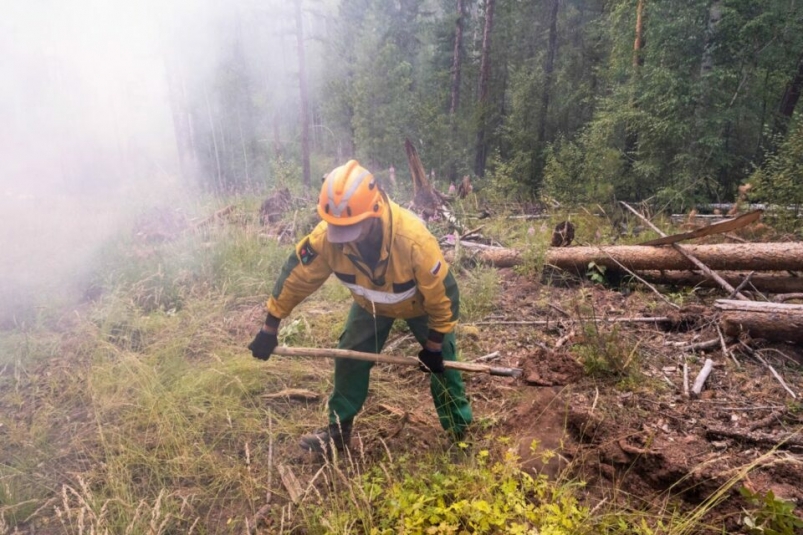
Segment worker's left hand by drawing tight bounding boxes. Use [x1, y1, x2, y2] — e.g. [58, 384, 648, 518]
[418, 347, 445, 374]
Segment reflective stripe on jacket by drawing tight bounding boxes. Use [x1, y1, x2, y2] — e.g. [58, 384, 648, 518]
[266, 199, 459, 334]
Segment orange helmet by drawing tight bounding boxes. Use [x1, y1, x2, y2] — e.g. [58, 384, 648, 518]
[318, 160, 385, 226]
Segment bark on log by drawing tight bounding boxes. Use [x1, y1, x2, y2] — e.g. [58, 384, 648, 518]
[448, 243, 803, 272]
[637, 271, 803, 294]
[715, 299, 803, 314]
[715, 299, 803, 343]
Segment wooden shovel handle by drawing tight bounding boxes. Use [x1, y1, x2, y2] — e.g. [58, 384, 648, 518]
[272, 346, 522, 378]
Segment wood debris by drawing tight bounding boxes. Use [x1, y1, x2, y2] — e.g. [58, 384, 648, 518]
[277, 464, 303, 504]
[262, 389, 321, 402]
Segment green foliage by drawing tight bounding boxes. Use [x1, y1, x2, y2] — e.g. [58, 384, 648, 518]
[751, 117, 803, 233]
[278, 316, 310, 345]
[575, 324, 641, 379]
[484, 151, 536, 202]
[543, 133, 619, 205]
[270, 156, 305, 194]
[586, 261, 607, 285]
[155, 0, 803, 206]
[515, 229, 550, 279]
[740, 487, 803, 535]
[320, 447, 590, 534]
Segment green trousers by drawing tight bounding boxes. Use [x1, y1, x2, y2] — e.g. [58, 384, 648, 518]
[328, 303, 473, 436]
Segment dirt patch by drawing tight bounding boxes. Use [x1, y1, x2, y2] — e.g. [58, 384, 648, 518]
[521, 348, 584, 386]
[473, 268, 803, 525]
[505, 386, 572, 479]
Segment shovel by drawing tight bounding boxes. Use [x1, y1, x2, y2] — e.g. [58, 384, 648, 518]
[273, 346, 522, 378]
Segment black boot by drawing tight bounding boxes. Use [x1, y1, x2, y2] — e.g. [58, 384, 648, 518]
[299, 421, 352, 455]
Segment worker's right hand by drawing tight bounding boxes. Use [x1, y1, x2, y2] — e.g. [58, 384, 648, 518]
[418, 347, 445, 374]
[248, 329, 278, 361]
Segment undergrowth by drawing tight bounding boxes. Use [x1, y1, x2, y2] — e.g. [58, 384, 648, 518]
[0, 195, 788, 534]
[306, 443, 589, 534]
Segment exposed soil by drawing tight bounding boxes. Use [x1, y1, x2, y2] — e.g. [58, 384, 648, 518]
[476, 269, 803, 528]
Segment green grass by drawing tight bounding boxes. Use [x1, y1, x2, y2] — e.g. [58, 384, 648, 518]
[459, 265, 501, 322]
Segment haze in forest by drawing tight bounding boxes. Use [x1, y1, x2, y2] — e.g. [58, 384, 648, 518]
[0, 0, 300, 315]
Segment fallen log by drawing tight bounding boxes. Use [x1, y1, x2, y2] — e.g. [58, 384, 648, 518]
[774, 293, 803, 303]
[446, 241, 522, 267]
[448, 242, 803, 272]
[473, 316, 672, 326]
[637, 271, 803, 294]
[715, 299, 803, 344]
[715, 299, 803, 315]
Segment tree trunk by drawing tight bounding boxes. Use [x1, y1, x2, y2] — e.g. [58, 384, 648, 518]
[448, 0, 465, 184]
[474, 0, 496, 178]
[700, 0, 721, 76]
[775, 51, 803, 134]
[203, 86, 223, 191]
[633, 0, 645, 68]
[272, 110, 284, 158]
[295, 0, 311, 188]
[637, 271, 803, 294]
[449, 242, 803, 272]
[237, 110, 251, 189]
[625, 0, 645, 170]
[449, 0, 465, 117]
[716, 299, 803, 343]
[537, 0, 560, 146]
[163, 55, 197, 182]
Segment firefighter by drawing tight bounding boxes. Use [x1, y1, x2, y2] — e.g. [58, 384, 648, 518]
[248, 160, 472, 455]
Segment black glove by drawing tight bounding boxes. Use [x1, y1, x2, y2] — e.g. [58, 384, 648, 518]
[249, 330, 278, 361]
[418, 347, 445, 374]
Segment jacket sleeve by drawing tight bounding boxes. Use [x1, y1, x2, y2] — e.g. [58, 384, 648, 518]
[412, 234, 459, 334]
[267, 222, 332, 319]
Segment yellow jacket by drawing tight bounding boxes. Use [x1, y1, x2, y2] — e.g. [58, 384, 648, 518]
[267, 199, 458, 334]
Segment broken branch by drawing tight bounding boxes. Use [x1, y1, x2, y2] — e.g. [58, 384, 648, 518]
[691, 358, 715, 396]
[620, 201, 750, 301]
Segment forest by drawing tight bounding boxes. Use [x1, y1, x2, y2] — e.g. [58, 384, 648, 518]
[1, 0, 803, 534]
[163, 0, 803, 212]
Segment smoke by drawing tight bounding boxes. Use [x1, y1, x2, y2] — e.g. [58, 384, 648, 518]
[0, 0, 191, 321]
[0, 0, 331, 322]
[0, 0, 178, 194]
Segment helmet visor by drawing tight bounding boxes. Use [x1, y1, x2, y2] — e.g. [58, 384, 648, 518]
[326, 220, 366, 243]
